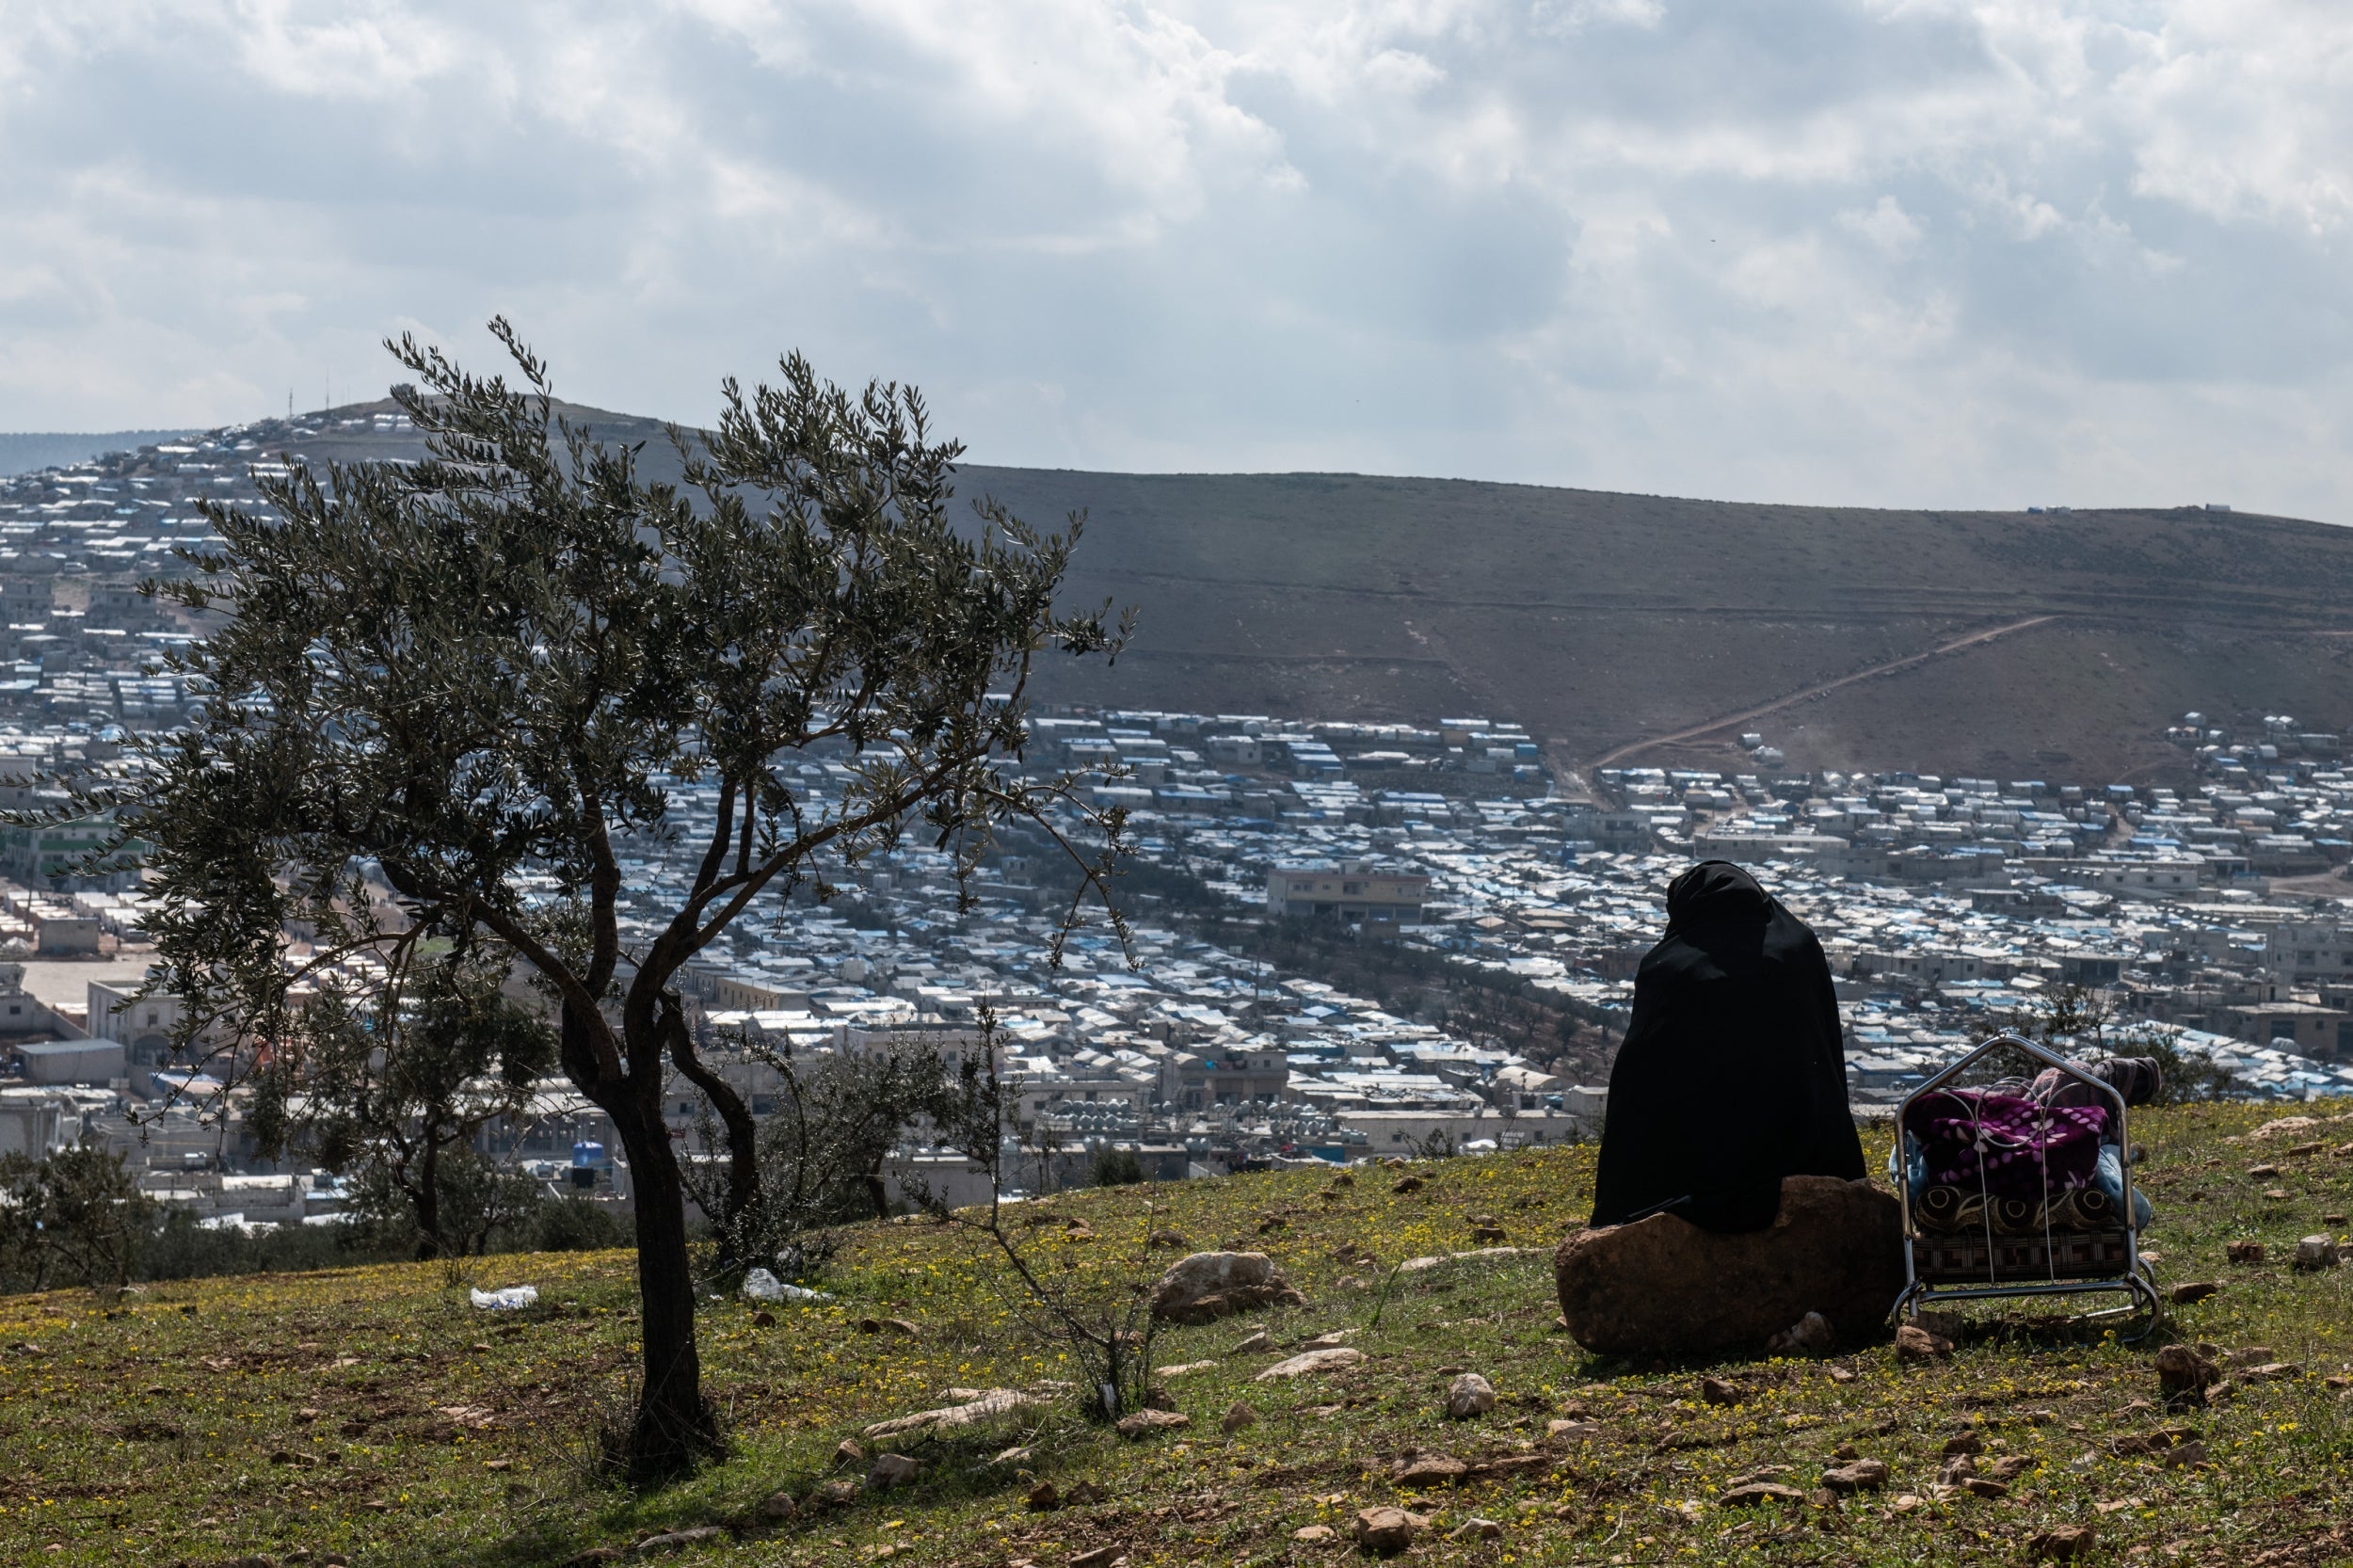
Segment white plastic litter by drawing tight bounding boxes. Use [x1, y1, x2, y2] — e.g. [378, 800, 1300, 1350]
[469, 1285, 539, 1310]
[743, 1268, 830, 1303]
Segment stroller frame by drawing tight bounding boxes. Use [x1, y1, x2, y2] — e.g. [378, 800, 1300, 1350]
[1890, 1032, 2163, 1339]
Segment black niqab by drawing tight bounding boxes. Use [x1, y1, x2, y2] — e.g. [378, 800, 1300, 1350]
[1588, 860, 1865, 1232]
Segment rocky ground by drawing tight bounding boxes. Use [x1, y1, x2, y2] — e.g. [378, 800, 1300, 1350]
[3, 1101, 2350, 1566]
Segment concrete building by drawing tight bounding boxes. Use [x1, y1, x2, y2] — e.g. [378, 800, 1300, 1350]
[1265, 861, 1430, 926]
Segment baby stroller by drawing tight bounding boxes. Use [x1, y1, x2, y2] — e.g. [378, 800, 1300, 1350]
[1889, 1032, 2162, 1339]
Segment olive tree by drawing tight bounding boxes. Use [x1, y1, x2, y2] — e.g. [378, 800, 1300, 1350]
[84, 321, 1128, 1481]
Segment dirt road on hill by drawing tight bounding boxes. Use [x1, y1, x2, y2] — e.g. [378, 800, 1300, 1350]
[1585, 615, 2060, 776]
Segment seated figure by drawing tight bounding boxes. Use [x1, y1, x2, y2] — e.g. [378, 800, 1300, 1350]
[1589, 859, 1866, 1233]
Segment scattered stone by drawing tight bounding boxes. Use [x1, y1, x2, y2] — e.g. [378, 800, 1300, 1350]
[1807, 1488, 1838, 1509]
[1719, 1481, 1806, 1508]
[1150, 1252, 1306, 1325]
[1888, 1494, 1923, 1515]
[1827, 1365, 1857, 1384]
[1449, 1518, 1504, 1542]
[1291, 1525, 1335, 1543]
[1255, 1348, 1366, 1381]
[1069, 1550, 1119, 1568]
[1115, 1409, 1191, 1438]
[1767, 1310, 1836, 1357]
[2156, 1345, 2220, 1400]
[1555, 1176, 1905, 1356]
[1984, 1455, 2034, 1481]
[1231, 1329, 1271, 1353]
[1545, 1419, 1601, 1444]
[1352, 1506, 1427, 1556]
[834, 1438, 866, 1465]
[863, 1388, 1047, 1439]
[1444, 1371, 1497, 1419]
[2169, 1281, 2220, 1305]
[2238, 1361, 2299, 1383]
[1221, 1401, 1257, 1432]
[867, 1453, 920, 1490]
[1820, 1459, 1889, 1494]
[2159, 1440, 2211, 1469]
[807, 1480, 860, 1508]
[757, 1492, 798, 1522]
[1392, 1176, 1426, 1194]
[1064, 1480, 1108, 1504]
[1147, 1228, 1190, 1248]
[2228, 1240, 2266, 1265]
[2294, 1235, 2342, 1270]
[990, 1445, 1033, 1466]
[1943, 1432, 1985, 1457]
[1026, 1480, 1061, 1511]
[1154, 1360, 1219, 1378]
[1897, 1323, 1955, 1363]
[2029, 1524, 2097, 1560]
[750, 1309, 776, 1328]
[2248, 1163, 2281, 1178]
[1700, 1375, 1745, 1406]
[1959, 1477, 2009, 1499]
[1299, 1331, 1353, 1351]
[1941, 1456, 1978, 1484]
[1257, 1216, 1289, 1235]
[2264, 1189, 2293, 1202]
[632, 1528, 727, 1554]
[1395, 1452, 1468, 1486]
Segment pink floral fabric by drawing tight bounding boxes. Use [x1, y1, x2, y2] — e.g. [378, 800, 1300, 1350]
[1903, 1089, 2108, 1201]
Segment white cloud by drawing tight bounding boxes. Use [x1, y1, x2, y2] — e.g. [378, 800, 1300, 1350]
[0, 0, 2346, 520]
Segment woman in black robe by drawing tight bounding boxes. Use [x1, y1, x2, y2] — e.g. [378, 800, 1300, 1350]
[1589, 860, 1865, 1232]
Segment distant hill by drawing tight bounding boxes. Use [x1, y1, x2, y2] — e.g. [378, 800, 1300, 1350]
[120, 400, 2353, 787]
[0, 430, 200, 475]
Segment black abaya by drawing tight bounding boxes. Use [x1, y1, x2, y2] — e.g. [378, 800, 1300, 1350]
[1588, 860, 1865, 1233]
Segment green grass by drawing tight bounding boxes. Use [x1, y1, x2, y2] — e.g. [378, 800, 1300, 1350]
[6, 1101, 2352, 1566]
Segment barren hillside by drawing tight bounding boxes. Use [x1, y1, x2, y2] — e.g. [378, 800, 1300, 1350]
[262, 403, 2353, 787]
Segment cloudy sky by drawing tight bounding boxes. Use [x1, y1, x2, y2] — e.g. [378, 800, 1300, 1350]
[2, 1, 2349, 517]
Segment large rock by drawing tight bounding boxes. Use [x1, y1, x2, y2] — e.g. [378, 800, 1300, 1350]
[1553, 1176, 1904, 1357]
[1150, 1251, 1305, 1324]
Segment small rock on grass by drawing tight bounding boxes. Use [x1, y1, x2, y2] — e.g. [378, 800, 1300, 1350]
[2227, 1240, 2266, 1265]
[2156, 1344, 2220, 1399]
[1115, 1409, 1191, 1438]
[834, 1438, 866, 1465]
[1353, 1506, 1428, 1555]
[2294, 1234, 2342, 1270]
[1896, 1323, 1953, 1362]
[1767, 1310, 1835, 1356]
[867, 1453, 920, 1490]
[756, 1491, 797, 1521]
[1960, 1477, 2009, 1499]
[632, 1527, 727, 1554]
[2029, 1523, 2097, 1560]
[1222, 1401, 1257, 1432]
[1449, 1518, 1504, 1542]
[1700, 1376, 1744, 1406]
[1720, 1482, 1805, 1508]
[807, 1479, 861, 1508]
[1069, 1550, 1121, 1568]
[1230, 1329, 1271, 1353]
[1291, 1525, 1335, 1543]
[1820, 1459, 1889, 1494]
[1444, 1371, 1497, 1419]
[1256, 1347, 1365, 1381]
[2169, 1281, 2220, 1304]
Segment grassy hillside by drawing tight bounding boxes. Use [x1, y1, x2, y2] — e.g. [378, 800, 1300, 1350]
[8, 1102, 2352, 1566]
[245, 403, 2353, 785]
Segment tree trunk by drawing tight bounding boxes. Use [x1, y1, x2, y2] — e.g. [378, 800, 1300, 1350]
[667, 1013, 763, 1276]
[606, 1088, 719, 1484]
